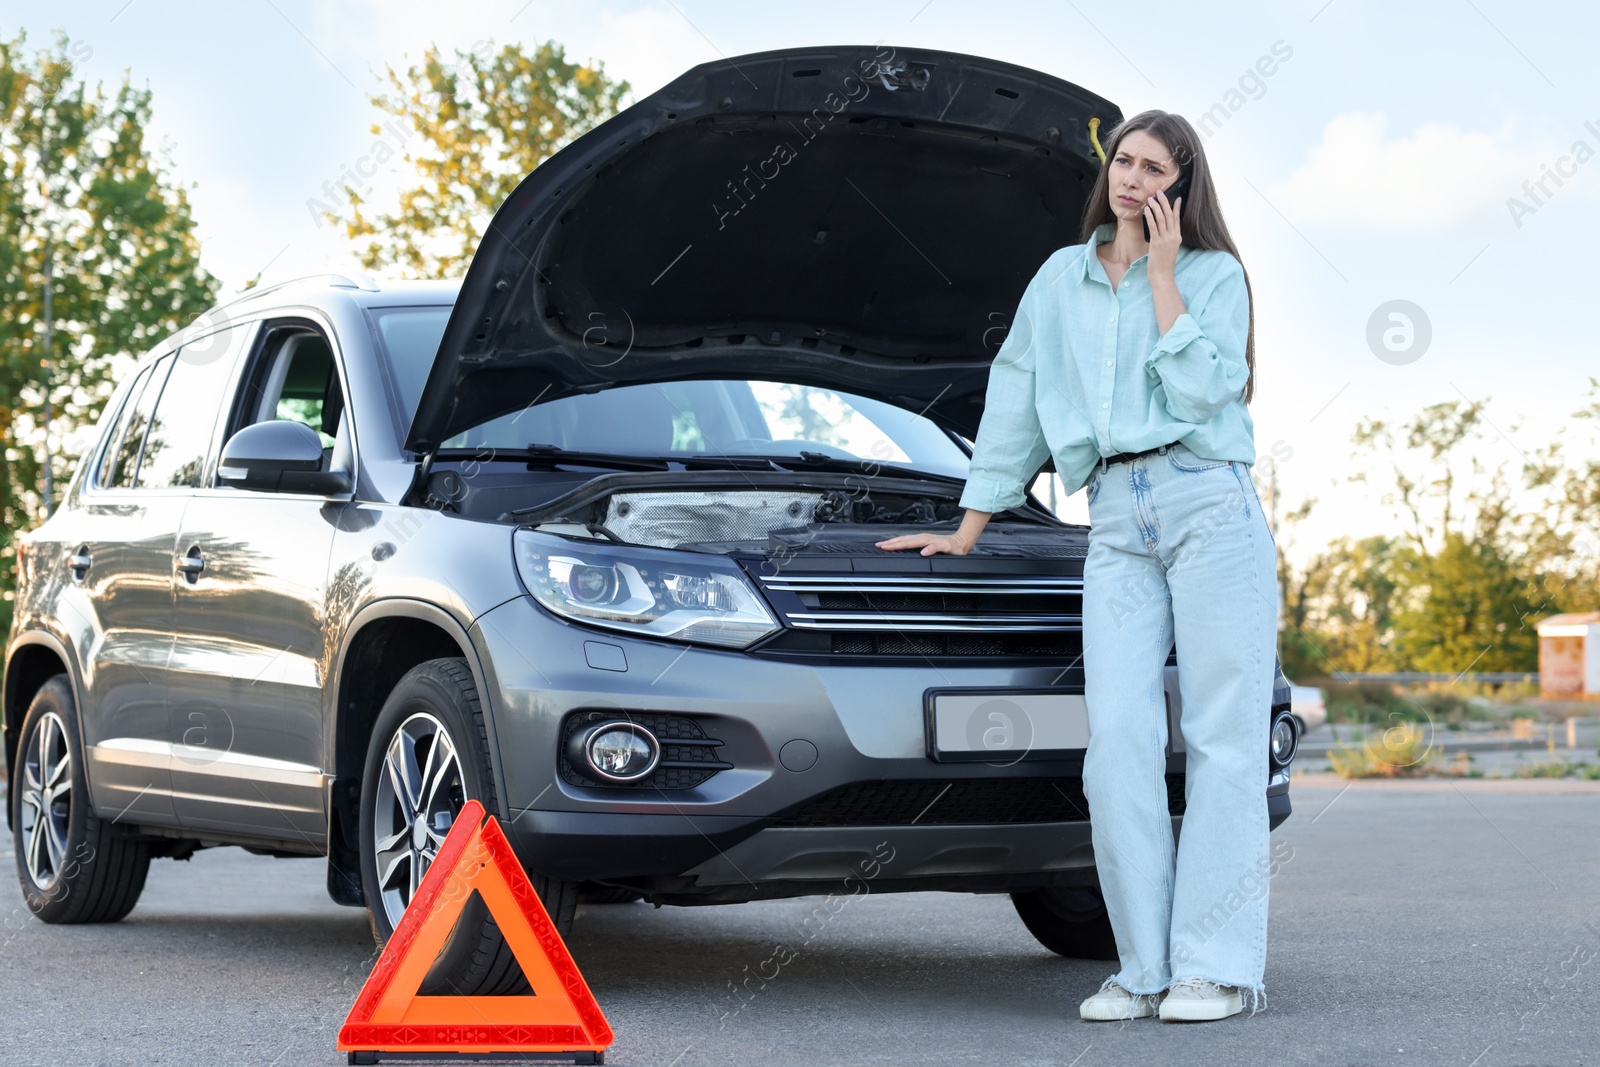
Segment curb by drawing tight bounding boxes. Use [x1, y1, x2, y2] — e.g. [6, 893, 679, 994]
[1288, 771, 1600, 793]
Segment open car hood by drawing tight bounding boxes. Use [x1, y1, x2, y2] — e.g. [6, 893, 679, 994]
[405, 43, 1121, 452]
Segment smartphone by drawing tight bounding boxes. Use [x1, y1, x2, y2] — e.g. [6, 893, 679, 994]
[1142, 172, 1192, 241]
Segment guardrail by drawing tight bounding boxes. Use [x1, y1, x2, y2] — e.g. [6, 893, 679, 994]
[1319, 672, 1539, 684]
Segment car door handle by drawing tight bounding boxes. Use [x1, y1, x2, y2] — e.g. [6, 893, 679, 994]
[69, 547, 92, 581]
[177, 547, 206, 581]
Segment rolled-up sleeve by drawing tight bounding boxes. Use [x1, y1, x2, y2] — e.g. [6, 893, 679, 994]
[958, 284, 1051, 514]
[1144, 253, 1251, 424]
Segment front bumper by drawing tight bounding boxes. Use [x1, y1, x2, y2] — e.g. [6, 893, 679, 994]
[472, 596, 1292, 896]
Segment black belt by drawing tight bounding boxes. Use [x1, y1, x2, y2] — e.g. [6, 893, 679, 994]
[1096, 441, 1179, 473]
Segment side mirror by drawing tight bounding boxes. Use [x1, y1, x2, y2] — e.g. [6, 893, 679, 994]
[218, 420, 352, 494]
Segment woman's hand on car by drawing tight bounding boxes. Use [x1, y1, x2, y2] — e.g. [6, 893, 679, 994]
[874, 532, 972, 556]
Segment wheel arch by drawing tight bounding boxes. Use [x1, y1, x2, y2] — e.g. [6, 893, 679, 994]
[4, 632, 82, 832]
[324, 599, 507, 906]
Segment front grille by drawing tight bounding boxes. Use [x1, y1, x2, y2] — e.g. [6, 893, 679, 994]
[774, 540, 1088, 558]
[772, 775, 1187, 827]
[749, 570, 1085, 658]
[559, 710, 731, 791]
[825, 631, 1083, 656]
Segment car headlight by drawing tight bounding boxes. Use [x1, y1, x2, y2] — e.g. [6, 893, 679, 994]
[513, 529, 779, 649]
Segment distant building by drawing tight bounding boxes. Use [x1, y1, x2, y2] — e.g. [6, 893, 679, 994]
[1536, 612, 1600, 699]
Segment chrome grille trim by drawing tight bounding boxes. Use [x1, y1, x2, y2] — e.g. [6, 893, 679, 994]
[786, 613, 1082, 630]
[751, 568, 1085, 639]
[759, 575, 1082, 592]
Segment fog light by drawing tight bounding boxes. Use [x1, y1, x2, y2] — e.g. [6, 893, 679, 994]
[1270, 713, 1298, 767]
[568, 721, 660, 782]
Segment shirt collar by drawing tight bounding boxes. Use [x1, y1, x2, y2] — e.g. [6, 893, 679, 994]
[1080, 221, 1190, 287]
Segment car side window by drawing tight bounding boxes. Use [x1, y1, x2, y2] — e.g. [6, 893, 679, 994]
[92, 364, 153, 489]
[236, 329, 345, 449]
[136, 326, 249, 489]
[97, 355, 174, 490]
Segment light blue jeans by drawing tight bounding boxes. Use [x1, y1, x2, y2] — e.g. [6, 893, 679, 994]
[1080, 441, 1278, 1009]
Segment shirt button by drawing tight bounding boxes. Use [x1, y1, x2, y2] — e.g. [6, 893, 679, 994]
[1101, 402, 1109, 409]
[1105, 359, 1113, 366]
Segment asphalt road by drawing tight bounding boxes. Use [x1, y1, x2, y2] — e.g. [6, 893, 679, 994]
[3, 779, 1597, 1067]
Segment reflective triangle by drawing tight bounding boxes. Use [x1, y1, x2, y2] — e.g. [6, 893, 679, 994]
[338, 799, 613, 1056]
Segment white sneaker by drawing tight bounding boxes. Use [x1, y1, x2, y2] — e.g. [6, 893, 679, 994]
[1158, 977, 1243, 1022]
[1079, 979, 1163, 1021]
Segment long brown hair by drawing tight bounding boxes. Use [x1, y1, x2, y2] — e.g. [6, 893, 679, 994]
[1080, 110, 1257, 403]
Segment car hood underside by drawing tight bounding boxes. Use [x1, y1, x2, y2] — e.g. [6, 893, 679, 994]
[406, 44, 1122, 451]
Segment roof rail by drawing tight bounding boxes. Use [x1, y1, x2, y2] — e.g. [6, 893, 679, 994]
[209, 271, 381, 314]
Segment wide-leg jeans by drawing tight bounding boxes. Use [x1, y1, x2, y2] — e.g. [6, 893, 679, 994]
[1079, 441, 1279, 1002]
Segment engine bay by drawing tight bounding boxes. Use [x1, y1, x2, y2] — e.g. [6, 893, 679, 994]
[420, 466, 1085, 558]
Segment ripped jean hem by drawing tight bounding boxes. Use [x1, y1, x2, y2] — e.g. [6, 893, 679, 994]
[1097, 972, 1166, 998]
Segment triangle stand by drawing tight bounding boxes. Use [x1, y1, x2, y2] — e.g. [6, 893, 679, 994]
[338, 799, 613, 1064]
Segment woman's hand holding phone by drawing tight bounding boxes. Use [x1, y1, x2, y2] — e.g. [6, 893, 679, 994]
[1144, 179, 1185, 279]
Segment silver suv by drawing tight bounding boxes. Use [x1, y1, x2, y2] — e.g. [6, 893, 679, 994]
[5, 44, 1297, 992]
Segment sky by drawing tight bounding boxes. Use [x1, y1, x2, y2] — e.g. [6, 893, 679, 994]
[7, 0, 1599, 572]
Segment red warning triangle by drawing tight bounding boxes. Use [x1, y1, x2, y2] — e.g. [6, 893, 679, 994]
[337, 799, 613, 1058]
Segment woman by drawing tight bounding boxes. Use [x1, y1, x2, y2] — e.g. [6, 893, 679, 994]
[875, 110, 1277, 1023]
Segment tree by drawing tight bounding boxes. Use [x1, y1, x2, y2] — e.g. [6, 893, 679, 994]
[1347, 398, 1492, 561]
[1387, 531, 1542, 673]
[1347, 398, 1566, 673]
[0, 30, 218, 631]
[1521, 377, 1600, 612]
[1277, 388, 1595, 678]
[1279, 533, 1404, 679]
[327, 40, 631, 277]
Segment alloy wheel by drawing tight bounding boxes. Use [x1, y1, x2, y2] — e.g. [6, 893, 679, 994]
[20, 710, 73, 889]
[372, 711, 465, 927]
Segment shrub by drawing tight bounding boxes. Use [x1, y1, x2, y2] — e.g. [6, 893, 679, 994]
[1406, 690, 1471, 723]
[1327, 722, 1437, 778]
[1323, 680, 1421, 726]
[1512, 759, 1600, 779]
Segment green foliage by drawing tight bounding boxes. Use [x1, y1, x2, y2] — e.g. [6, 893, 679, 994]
[0, 29, 218, 632]
[1278, 382, 1600, 678]
[1326, 721, 1437, 777]
[1279, 534, 1403, 679]
[1513, 759, 1600, 779]
[1405, 689, 1474, 724]
[1322, 680, 1421, 725]
[329, 39, 631, 277]
[1388, 532, 1542, 673]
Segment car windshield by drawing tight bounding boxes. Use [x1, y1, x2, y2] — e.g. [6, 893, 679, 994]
[367, 306, 972, 480]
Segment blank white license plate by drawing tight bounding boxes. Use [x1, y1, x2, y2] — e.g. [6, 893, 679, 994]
[925, 689, 1091, 762]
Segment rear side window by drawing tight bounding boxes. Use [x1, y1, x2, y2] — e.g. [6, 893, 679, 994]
[97, 355, 174, 489]
[137, 327, 248, 488]
[92, 364, 152, 487]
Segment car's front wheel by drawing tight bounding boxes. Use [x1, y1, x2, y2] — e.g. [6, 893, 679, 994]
[10, 674, 151, 923]
[357, 657, 578, 995]
[1010, 882, 1120, 960]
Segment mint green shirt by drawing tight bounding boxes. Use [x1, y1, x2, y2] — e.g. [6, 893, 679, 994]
[958, 221, 1255, 513]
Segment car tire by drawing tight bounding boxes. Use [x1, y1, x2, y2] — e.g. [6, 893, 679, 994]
[1010, 882, 1120, 960]
[10, 674, 152, 923]
[358, 657, 578, 996]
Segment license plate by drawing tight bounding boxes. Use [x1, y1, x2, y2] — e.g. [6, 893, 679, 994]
[924, 688, 1091, 763]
